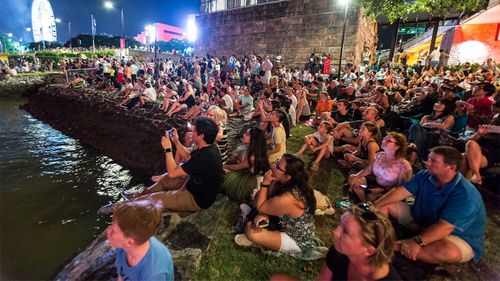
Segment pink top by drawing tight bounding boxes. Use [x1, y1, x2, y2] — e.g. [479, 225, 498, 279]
[372, 152, 412, 188]
[465, 96, 494, 129]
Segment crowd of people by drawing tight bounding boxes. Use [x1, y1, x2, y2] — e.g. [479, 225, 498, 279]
[53, 50, 498, 280]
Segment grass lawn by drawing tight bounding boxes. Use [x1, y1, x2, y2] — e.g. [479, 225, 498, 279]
[196, 124, 500, 280]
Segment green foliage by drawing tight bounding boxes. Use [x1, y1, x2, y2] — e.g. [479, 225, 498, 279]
[1, 36, 21, 53]
[156, 38, 193, 53]
[354, 0, 487, 23]
[68, 34, 143, 48]
[196, 125, 343, 280]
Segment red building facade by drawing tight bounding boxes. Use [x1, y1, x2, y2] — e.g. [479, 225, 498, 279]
[135, 23, 185, 44]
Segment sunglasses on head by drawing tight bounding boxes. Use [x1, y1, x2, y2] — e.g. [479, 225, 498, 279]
[355, 202, 378, 221]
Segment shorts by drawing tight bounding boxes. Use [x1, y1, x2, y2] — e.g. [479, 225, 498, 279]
[430, 61, 439, 68]
[445, 235, 474, 263]
[395, 202, 474, 263]
[279, 232, 302, 254]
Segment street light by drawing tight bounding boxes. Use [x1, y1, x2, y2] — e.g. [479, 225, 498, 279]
[337, 0, 350, 80]
[56, 18, 72, 48]
[146, 24, 157, 59]
[104, 1, 125, 53]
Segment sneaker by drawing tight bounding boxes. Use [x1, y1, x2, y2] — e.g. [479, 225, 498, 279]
[97, 202, 115, 215]
[120, 190, 136, 200]
[234, 234, 254, 247]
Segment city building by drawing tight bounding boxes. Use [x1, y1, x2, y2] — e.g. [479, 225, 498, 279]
[195, 0, 377, 69]
[134, 23, 185, 45]
[398, 0, 499, 65]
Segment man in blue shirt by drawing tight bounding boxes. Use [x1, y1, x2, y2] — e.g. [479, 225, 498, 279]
[107, 200, 174, 281]
[375, 146, 486, 264]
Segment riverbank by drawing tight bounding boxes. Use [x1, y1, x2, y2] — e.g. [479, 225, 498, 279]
[8, 79, 500, 280]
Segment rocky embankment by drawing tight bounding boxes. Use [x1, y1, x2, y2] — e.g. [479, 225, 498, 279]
[18, 85, 235, 280]
[21, 85, 189, 175]
[55, 196, 229, 281]
[0, 74, 57, 97]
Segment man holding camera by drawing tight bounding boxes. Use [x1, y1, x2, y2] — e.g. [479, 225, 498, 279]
[99, 116, 223, 214]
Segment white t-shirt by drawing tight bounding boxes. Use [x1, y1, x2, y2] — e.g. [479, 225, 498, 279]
[130, 64, 139, 75]
[222, 94, 234, 112]
[430, 50, 440, 61]
[143, 87, 157, 102]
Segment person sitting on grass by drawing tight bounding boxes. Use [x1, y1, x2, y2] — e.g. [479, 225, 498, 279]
[348, 132, 412, 202]
[221, 126, 270, 203]
[296, 121, 334, 172]
[375, 146, 486, 265]
[234, 154, 327, 260]
[462, 123, 500, 186]
[408, 99, 455, 163]
[306, 92, 334, 127]
[323, 99, 351, 126]
[336, 121, 380, 173]
[267, 110, 287, 165]
[271, 203, 401, 281]
[206, 105, 229, 163]
[107, 200, 174, 281]
[332, 106, 385, 146]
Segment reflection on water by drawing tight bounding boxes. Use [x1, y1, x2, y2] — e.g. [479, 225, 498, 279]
[0, 97, 144, 279]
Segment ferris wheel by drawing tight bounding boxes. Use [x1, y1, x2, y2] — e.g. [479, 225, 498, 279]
[31, 0, 57, 42]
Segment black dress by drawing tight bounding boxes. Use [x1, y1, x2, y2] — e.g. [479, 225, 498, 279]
[326, 247, 402, 281]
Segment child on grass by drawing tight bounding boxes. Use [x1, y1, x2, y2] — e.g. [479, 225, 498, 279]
[296, 121, 334, 171]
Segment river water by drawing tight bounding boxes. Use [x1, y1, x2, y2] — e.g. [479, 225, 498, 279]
[0, 97, 145, 279]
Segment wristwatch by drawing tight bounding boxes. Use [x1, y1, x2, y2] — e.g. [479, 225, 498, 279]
[164, 148, 172, 153]
[413, 236, 425, 247]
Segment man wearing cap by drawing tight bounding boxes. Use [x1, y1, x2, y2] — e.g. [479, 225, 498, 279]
[464, 82, 495, 129]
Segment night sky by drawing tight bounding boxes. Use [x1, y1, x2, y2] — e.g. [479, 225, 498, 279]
[0, 0, 200, 43]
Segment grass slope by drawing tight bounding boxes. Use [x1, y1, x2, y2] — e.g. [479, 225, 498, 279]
[196, 124, 500, 281]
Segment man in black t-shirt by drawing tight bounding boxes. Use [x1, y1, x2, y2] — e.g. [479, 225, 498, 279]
[119, 116, 223, 212]
[325, 99, 351, 126]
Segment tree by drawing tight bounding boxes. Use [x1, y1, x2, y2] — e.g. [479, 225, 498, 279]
[156, 39, 193, 53]
[354, 0, 487, 61]
[65, 34, 143, 48]
[355, 0, 486, 23]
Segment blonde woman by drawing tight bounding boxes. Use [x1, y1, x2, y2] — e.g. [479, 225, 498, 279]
[207, 105, 229, 163]
[271, 203, 401, 280]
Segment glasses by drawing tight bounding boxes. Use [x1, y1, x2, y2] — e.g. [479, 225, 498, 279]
[274, 159, 287, 173]
[383, 136, 398, 145]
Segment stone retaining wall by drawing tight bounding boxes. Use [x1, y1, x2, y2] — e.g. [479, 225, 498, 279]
[0, 75, 50, 97]
[195, 0, 377, 69]
[20, 85, 186, 175]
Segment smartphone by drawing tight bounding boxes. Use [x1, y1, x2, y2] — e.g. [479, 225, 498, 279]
[360, 184, 368, 189]
[257, 220, 269, 228]
[166, 129, 174, 138]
